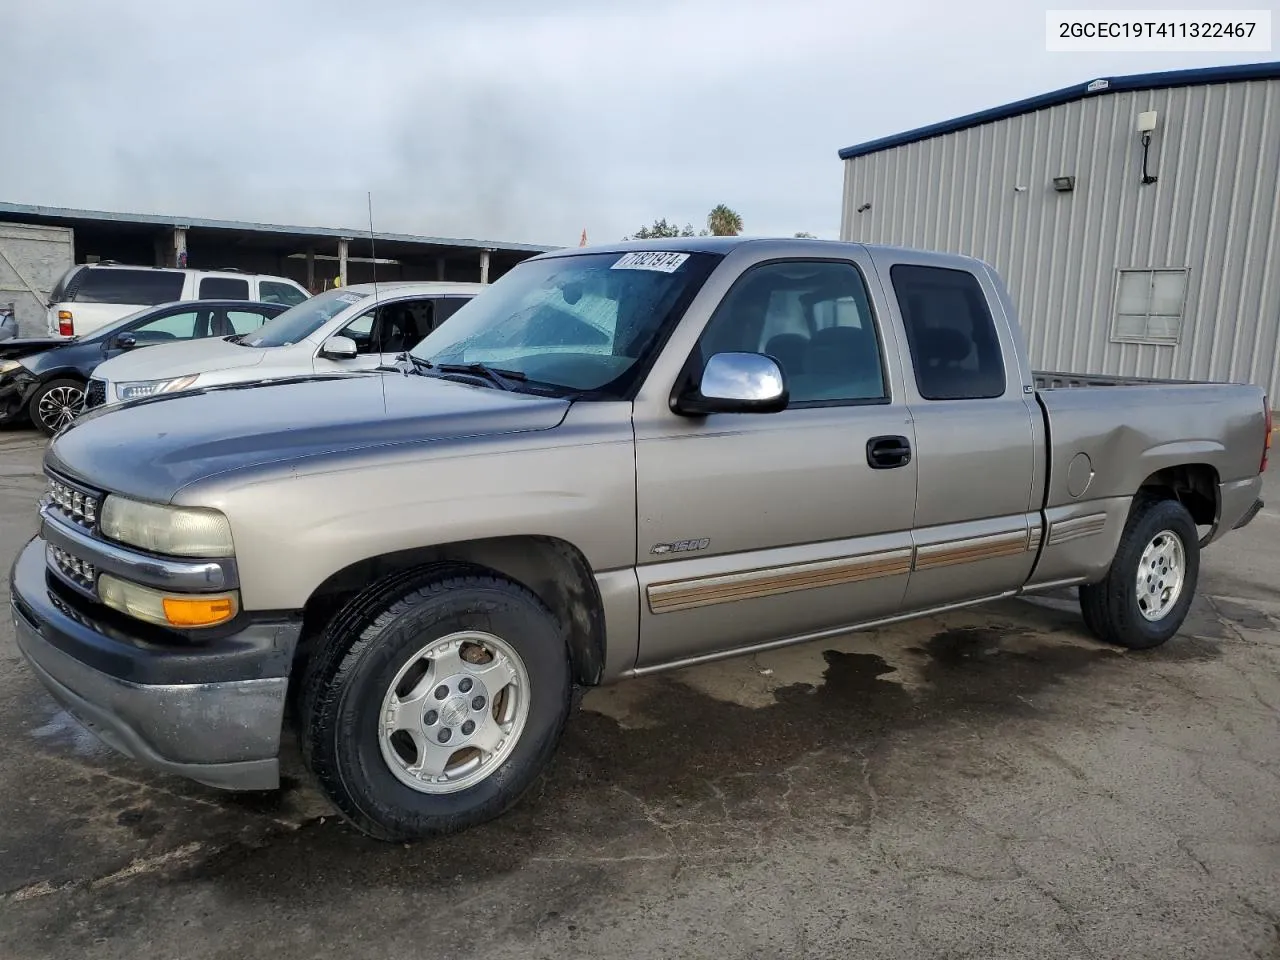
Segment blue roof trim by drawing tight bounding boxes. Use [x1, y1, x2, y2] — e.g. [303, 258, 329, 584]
[838, 60, 1280, 160]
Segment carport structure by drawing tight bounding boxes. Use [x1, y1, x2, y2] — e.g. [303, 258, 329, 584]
[0, 201, 554, 293]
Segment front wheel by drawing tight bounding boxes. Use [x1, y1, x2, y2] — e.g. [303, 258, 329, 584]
[300, 566, 572, 841]
[28, 378, 86, 437]
[1079, 497, 1200, 650]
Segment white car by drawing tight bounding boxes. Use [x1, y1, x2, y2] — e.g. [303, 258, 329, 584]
[47, 263, 312, 338]
[83, 281, 482, 409]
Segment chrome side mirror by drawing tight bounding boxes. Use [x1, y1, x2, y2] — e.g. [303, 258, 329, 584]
[319, 335, 358, 360]
[674, 351, 788, 416]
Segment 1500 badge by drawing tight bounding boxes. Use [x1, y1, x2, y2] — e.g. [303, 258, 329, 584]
[650, 538, 711, 555]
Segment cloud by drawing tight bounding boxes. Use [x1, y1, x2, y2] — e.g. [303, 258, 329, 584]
[0, 0, 1267, 246]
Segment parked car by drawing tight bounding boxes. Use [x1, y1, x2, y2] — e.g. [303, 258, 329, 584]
[82, 281, 481, 411]
[10, 238, 1269, 843]
[0, 299, 288, 435]
[45, 262, 310, 339]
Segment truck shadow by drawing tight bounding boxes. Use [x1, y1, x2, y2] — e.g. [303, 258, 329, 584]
[171, 592, 1237, 900]
[13, 587, 1264, 955]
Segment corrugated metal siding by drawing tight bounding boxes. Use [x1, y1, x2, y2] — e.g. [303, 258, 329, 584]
[841, 78, 1280, 400]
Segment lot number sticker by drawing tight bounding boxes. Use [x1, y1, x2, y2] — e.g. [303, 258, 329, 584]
[612, 251, 690, 273]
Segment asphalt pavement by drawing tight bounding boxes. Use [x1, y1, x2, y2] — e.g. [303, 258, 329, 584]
[1, 425, 1278, 960]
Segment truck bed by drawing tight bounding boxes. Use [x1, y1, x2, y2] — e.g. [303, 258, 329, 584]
[1034, 369, 1207, 390]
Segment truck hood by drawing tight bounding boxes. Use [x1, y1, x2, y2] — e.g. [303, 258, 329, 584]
[47, 372, 572, 502]
[94, 336, 271, 382]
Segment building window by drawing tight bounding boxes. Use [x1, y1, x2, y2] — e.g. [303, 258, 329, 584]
[1111, 269, 1189, 344]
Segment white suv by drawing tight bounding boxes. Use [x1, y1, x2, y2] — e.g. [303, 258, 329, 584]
[47, 263, 312, 338]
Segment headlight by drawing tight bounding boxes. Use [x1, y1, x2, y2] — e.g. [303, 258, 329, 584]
[100, 495, 234, 557]
[115, 375, 200, 401]
[0, 359, 22, 375]
[98, 573, 239, 629]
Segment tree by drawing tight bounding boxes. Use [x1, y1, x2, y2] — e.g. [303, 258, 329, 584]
[626, 218, 696, 240]
[794, 231, 817, 239]
[707, 204, 744, 236]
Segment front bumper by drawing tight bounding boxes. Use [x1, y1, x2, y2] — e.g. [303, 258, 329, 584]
[0, 368, 38, 424]
[10, 535, 301, 791]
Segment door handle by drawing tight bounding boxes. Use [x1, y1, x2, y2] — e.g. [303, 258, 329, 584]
[866, 435, 912, 469]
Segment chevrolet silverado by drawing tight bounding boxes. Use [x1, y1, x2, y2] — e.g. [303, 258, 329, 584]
[9, 237, 1270, 841]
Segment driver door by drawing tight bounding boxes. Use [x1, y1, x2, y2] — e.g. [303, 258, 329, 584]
[632, 255, 918, 669]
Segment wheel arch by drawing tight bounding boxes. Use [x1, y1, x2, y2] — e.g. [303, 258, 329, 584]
[1136, 462, 1219, 527]
[295, 535, 608, 689]
[29, 370, 90, 393]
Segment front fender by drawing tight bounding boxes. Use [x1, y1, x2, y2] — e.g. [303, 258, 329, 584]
[177, 404, 639, 612]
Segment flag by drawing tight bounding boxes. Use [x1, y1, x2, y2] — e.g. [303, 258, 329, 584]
[579, 229, 588, 247]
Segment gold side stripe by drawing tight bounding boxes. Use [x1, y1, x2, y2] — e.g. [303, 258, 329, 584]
[1046, 513, 1108, 546]
[647, 549, 913, 614]
[912, 529, 1034, 571]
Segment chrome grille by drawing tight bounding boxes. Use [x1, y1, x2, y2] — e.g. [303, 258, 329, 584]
[43, 473, 102, 529]
[48, 542, 98, 594]
[84, 378, 107, 410]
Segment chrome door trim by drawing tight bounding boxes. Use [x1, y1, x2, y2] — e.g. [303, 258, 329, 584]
[646, 547, 914, 614]
[1045, 512, 1109, 546]
[912, 527, 1039, 571]
[626, 590, 1019, 677]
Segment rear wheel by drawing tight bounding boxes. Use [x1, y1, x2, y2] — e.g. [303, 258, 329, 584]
[1079, 496, 1199, 650]
[300, 566, 572, 841]
[28, 378, 85, 437]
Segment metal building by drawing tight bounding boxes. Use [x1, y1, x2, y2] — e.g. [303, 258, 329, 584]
[839, 61, 1280, 400]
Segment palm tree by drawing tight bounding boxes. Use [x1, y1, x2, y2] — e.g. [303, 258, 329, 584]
[707, 204, 744, 236]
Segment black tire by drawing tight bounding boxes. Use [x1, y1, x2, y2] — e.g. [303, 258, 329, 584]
[1079, 496, 1200, 650]
[300, 564, 571, 841]
[27, 377, 86, 437]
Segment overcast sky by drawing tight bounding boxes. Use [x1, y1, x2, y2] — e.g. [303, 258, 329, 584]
[0, 1, 1269, 247]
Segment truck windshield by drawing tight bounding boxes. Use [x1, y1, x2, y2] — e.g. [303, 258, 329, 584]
[242, 288, 370, 348]
[410, 250, 721, 397]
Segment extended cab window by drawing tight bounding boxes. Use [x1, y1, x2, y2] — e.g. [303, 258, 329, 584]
[890, 264, 1006, 401]
[695, 260, 887, 405]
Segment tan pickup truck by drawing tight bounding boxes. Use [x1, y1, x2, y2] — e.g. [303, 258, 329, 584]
[10, 238, 1270, 841]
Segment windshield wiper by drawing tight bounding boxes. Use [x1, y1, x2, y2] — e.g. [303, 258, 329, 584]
[434, 362, 527, 391]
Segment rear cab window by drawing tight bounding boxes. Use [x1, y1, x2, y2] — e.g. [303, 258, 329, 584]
[889, 264, 1006, 400]
[67, 268, 185, 306]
